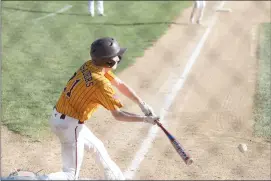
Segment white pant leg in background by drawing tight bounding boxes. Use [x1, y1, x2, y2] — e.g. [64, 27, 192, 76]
[195, 1, 206, 22]
[88, 0, 104, 15]
[96, 1, 104, 15]
[88, 0, 95, 15]
[46, 109, 124, 180]
[195, 0, 206, 9]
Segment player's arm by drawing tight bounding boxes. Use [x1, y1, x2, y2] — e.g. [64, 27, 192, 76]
[96, 83, 158, 124]
[110, 108, 158, 124]
[105, 71, 142, 104]
[111, 77, 143, 105]
[104, 71, 156, 116]
[111, 77, 156, 116]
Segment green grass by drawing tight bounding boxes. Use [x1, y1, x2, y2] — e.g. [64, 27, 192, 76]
[2, 1, 191, 139]
[253, 23, 271, 140]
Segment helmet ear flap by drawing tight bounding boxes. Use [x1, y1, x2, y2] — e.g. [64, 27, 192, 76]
[106, 60, 116, 68]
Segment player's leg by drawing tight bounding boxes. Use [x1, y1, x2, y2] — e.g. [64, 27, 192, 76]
[196, 1, 206, 24]
[82, 125, 125, 180]
[46, 113, 85, 180]
[88, 0, 95, 16]
[97, 0, 104, 16]
[190, 1, 197, 24]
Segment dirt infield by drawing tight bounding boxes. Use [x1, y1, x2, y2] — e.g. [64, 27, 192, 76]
[1, 1, 270, 180]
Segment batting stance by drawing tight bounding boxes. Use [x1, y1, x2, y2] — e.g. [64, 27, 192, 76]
[190, 0, 206, 24]
[45, 37, 159, 180]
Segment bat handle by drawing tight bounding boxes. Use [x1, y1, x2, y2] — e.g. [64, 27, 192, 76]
[155, 120, 167, 133]
[155, 119, 162, 126]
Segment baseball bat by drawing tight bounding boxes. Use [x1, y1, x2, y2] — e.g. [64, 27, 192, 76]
[155, 120, 193, 165]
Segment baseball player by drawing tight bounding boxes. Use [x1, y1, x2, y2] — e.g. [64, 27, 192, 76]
[43, 37, 159, 180]
[88, 0, 104, 16]
[190, 0, 206, 24]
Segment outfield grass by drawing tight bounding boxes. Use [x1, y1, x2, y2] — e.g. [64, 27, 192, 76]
[253, 23, 271, 140]
[2, 1, 191, 139]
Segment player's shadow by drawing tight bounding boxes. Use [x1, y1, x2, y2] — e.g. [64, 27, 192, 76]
[3, 6, 188, 26]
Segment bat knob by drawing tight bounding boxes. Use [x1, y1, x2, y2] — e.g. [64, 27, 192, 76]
[186, 158, 193, 165]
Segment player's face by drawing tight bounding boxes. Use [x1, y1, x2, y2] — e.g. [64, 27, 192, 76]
[111, 56, 120, 70]
[104, 56, 120, 72]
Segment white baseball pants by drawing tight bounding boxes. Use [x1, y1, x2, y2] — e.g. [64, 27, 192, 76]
[46, 108, 125, 180]
[190, 1, 206, 23]
[88, 0, 104, 15]
[195, 0, 206, 9]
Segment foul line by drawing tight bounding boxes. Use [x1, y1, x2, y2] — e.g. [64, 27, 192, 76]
[123, 1, 225, 179]
[33, 5, 73, 22]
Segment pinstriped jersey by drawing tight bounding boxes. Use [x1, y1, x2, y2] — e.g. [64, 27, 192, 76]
[55, 60, 123, 122]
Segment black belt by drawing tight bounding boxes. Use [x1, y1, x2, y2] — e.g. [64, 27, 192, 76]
[53, 106, 84, 124]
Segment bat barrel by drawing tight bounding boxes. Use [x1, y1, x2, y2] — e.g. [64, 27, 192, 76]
[156, 120, 194, 166]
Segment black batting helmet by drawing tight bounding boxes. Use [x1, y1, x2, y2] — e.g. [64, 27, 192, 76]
[90, 37, 127, 68]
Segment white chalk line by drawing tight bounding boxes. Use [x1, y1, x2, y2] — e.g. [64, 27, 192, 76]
[33, 5, 73, 22]
[123, 1, 225, 179]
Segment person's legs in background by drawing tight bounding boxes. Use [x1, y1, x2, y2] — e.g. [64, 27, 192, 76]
[190, 1, 197, 24]
[196, 1, 206, 24]
[97, 1, 104, 16]
[88, 0, 95, 16]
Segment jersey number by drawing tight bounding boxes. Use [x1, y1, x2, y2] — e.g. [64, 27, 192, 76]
[64, 72, 81, 98]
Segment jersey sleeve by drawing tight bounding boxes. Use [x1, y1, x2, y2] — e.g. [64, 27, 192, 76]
[104, 71, 117, 82]
[95, 83, 123, 110]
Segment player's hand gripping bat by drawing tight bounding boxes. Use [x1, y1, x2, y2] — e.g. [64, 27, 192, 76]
[155, 120, 193, 165]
